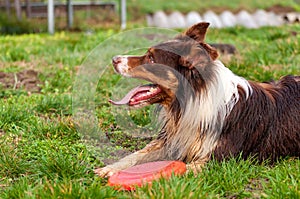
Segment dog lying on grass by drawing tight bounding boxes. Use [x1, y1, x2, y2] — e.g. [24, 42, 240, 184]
[95, 22, 300, 177]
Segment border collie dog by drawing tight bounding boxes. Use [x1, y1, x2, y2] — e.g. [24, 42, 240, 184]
[95, 22, 300, 177]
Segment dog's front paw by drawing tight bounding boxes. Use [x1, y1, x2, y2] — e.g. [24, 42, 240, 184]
[186, 162, 205, 175]
[94, 166, 119, 178]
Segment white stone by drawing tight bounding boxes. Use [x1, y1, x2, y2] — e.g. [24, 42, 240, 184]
[236, 10, 258, 28]
[219, 10, 237, 27]
[252, 9, 269, 27]
[168, 11, 187, 28]
[152, 11, 169, 28]
[203, 11, 223, 28]
[268, 12, 284, 26]
[147, 9, 288, 29]
[186, 11, 203, 27]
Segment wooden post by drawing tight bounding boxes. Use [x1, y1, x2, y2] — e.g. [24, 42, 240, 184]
[48, 0, 55, 34]
[67, 0, 73, 29]
[25, 0, 31, 18]
[14, 0, 22, 20]
[120, 0, 126, 29]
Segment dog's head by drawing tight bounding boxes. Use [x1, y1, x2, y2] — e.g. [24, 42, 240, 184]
[110, 22, 219, 108]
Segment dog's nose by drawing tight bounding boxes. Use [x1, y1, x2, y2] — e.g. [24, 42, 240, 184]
[112, 56, 121, 66]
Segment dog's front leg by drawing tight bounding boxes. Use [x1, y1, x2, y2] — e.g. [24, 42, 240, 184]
[186, 158, 209, 175]
[94, 139, 164, 177]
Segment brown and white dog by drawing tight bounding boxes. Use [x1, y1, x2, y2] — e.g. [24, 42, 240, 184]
[95, 22, 300, 177]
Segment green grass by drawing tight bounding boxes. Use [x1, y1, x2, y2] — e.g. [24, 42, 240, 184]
[126, 0, 300, 17]
[0, 6, 300, 198]
[1, 0, 300, 34]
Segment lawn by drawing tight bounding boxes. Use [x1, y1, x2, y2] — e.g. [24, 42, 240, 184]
[0, 1, 300, 198]
[126, 0, 300, 20]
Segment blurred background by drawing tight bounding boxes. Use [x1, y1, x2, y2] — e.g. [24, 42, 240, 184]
[0, 0, 299, 34]
[0, 1, 299, 198]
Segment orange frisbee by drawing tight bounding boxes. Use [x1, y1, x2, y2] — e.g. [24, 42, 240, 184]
[108, 161, 186, 190]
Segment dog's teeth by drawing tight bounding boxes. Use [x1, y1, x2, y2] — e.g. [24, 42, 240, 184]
[149, 87, 157, 92]
[130, 99, 135, 102]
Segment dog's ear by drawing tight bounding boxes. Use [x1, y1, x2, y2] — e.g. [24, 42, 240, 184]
[184, 22, 210, 43]
[180, 23, 219, 61]
[179, 43, 219, 68]
[179, 45, 212, 69]
[200, 43, 219, 60]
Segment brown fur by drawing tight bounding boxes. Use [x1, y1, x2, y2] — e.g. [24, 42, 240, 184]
[214, 76, 300, 162]
[95, 22, 300, 177]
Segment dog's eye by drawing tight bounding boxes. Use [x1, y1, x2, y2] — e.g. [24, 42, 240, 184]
[149, 55, 155, 64]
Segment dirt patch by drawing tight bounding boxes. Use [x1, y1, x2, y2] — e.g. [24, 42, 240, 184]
[101, 148, 132, 165]
[99, 131, 153, 165]
[105, 131, 153, 152]
[266, 4, 296, 14]
[0, 70, 42, 93]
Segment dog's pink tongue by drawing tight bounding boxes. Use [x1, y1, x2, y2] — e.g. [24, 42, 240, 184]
[109, 85, 152, 105]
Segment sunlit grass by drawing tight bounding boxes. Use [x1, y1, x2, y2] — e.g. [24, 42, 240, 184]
[0, 21, 299, 198]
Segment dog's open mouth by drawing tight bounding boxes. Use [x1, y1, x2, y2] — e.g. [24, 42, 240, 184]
[109, 84, 164, 107]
